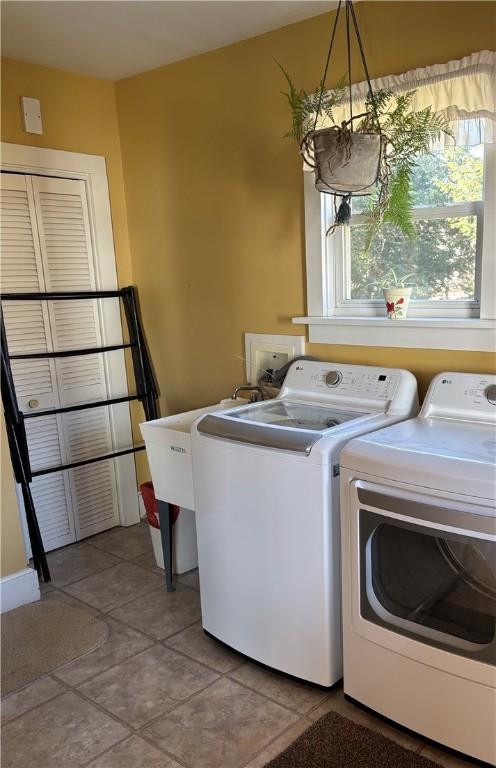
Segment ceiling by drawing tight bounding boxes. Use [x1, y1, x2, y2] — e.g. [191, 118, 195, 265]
[1, 1, 336, 81]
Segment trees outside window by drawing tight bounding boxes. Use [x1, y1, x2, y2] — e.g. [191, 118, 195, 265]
[348, 146, 483, 304]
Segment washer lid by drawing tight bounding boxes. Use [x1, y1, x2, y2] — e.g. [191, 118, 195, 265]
[197, 400, 363, 454]
[341, 417, 496, 501]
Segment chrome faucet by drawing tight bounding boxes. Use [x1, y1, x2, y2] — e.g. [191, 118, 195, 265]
[232, 385, 264, 403]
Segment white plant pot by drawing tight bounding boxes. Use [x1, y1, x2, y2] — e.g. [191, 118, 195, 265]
[383, 287, 412, 319]
[301, 128, 383, 195]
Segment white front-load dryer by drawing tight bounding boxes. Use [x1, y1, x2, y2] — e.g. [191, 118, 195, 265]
[340, 372, 496, 764]
[191, 361, 418, 687]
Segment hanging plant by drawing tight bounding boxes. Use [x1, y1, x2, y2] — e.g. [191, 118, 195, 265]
[278, 0, 452, 244]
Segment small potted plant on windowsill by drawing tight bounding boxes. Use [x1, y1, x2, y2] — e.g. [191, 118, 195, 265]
[369, 269, 416, 319]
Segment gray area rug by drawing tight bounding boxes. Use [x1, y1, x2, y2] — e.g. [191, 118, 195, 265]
[265, 711, 441, 767]
[1, 600, 109, 695]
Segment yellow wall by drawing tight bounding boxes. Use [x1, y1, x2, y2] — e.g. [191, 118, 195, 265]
[115, 1, 495, 413]
[0, 58, 135, 575]
[1, 3, 495, 572]
[1, 412, 27, 577]
[1, 57, 132, 286]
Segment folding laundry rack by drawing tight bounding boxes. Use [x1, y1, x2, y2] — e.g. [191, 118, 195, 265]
[1, 286, 159, 584]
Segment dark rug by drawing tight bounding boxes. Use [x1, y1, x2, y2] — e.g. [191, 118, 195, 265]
[264, 711, 441, 767]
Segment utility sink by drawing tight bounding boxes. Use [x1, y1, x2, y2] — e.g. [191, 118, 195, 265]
[140, 399, 246, 510]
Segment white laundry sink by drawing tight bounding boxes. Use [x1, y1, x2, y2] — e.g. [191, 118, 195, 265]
[140, 399, 246, 510]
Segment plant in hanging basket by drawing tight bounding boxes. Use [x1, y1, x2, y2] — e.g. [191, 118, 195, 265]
[278, 64, 382, 196]
[279, 66, 452, 242]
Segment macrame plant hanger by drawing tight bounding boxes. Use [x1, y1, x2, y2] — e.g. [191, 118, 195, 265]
[301, 0, 384, 233]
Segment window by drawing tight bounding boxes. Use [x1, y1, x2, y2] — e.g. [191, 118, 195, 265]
[330, 144, 489, 318]
[294, 51, 496, 351]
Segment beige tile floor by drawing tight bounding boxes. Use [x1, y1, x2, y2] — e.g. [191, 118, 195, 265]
[1, 522, 477, 768]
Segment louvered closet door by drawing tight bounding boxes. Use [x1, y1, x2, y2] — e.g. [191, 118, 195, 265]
[0, 173, 75, 550]
[1, 173, 121, 550]
[32, 176, 121, 542]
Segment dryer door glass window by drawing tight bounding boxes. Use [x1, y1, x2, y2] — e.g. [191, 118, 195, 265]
[359, 510, 496, 662]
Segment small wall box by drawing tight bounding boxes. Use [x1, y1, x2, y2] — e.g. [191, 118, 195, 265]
[244, 333, 305, 385]
[21, 97, 43, 134]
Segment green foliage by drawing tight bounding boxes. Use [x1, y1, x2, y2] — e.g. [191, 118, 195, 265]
[278, 66, 453, 242]
[432, 146, 483, 239]
[382, 164, 416, 236]
[437, 147, 483, 201]
[368, 268, 417, 290]
[350, 147, 481, 302]
[359, 89, 452, 243]
[276, 61, 345, 144]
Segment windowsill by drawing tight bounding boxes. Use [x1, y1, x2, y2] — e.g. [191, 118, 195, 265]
[292, 316, 496, 351]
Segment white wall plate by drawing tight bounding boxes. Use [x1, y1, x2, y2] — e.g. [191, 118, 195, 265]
[244, 333, 306, 385]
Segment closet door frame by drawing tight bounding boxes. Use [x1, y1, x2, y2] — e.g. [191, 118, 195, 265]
[1, 142, 140, 536]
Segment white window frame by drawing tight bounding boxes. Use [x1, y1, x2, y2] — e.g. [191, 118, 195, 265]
[1, 141, 141, 532]
[293, 144, 496, 351]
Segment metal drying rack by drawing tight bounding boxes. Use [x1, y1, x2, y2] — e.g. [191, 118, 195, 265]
[1, 286, 162, 584]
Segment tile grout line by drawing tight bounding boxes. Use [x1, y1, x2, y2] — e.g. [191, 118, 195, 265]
[45, 547, 199, 610]
[72, 697, 193, 768]
[61, 647, 223, 736]
[70, 637, 222, 694]
[135, 676, 222, 736]
[1, 676, 68, 727]
[46, 555, 129, 590]
[99, 598, 203, 645]
[51, 637, 160, 688]
[54, 580, 170, 616]
[71, 674, 219, 768]
[56, 550, 157, 584]
[224, 672, 331, 719]
[49, 528, 200, 593]
[77, 733, 131, 768]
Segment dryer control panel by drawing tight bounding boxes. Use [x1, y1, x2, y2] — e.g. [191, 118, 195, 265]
[422, 372, 496, 422]
[280, 361, 418, 415]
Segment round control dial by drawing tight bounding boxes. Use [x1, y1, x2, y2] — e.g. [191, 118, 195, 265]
[325, 370, 342, 387]
[485, 384, 496, 405]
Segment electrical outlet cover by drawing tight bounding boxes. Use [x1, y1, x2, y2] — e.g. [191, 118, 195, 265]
[244, 333, 305, 385]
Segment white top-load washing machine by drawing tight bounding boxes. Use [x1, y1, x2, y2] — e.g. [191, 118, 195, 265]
[340, 372, 496, 764]
[190, 361, 418, 687]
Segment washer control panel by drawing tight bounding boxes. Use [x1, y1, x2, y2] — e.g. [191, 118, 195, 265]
[281, 361, 402, 406]
[422, 372, 496, 421]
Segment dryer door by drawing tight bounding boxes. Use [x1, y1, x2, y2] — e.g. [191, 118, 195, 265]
[354, 482, 496, 666]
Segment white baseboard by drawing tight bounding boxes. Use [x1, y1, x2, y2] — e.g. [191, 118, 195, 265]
[1, 567, 40, 614]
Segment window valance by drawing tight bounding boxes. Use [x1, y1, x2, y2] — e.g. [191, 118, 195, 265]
[319, 50, 496, 147]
